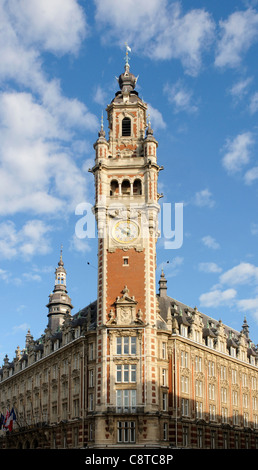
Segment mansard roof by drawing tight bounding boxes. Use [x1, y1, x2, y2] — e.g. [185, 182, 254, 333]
[157, 291, 257, 355]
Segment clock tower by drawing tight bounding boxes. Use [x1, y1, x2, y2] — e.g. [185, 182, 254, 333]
[91, 49, 163, 446]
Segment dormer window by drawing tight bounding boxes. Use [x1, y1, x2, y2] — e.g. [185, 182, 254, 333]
[230, 346, 236, 357]
[122, 117, 131, 136]
[180, 325, 188, 338]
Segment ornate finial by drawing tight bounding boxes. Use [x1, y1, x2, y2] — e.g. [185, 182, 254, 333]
[98, 111, 106, 138]
[124, 42, 131, 67]
[146, 112, 154, 136]
[58, 244, 64, 266]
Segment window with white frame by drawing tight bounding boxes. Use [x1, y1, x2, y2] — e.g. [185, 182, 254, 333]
[116, 364, 136, 383]
[232, 390, 238, 406]
[162, 342, 167, 359]
[180, 325, 188, 338]
[195, 356, 202, 373]
[221, 387, 227, 403]
[220, 365, 226, 380]
[209, 383, 215, 400]
[116, 336, 136, 355]
[116, 389, 136, 412]
[196, 401, 203, 419]
[208, 361, 215, 376]
[232, 369, 237, 384]
[221, 407, 228, 423]
[181, 375, 189, 394]
[181, 351, 188, 368]
[182, 398, 189, 416]
[162, 368, 167, 386]
[209, 404, 216, 421]
[195, 380, 203, 397]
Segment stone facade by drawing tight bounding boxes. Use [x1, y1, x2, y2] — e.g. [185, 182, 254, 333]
[0, 57, 258, 449]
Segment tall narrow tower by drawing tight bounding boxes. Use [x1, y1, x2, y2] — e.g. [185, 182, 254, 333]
[91, 48, 162, 446]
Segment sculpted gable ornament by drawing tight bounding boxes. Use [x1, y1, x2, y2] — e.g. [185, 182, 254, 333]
[107, 286, 144, 326]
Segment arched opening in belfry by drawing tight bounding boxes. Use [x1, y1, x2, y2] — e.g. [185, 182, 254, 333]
[110, 180, 119, 196]
[121, 179, 131, 195]
[133, 179, 142, 195]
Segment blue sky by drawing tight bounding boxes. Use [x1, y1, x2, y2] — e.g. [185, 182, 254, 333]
[1, 0, 258, 363]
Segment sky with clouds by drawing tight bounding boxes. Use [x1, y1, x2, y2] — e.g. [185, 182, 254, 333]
[1, 0, 258, 362]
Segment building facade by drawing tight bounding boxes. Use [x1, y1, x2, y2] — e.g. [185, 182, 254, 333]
[0, 56, 258, 449]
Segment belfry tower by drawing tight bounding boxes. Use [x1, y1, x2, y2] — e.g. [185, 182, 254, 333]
[90, 47, 163, 446]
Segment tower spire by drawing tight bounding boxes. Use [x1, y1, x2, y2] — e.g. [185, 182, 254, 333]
[58, 243, 64, 266]
[124, 42, 131, 69]
[46, 248, 73, 333]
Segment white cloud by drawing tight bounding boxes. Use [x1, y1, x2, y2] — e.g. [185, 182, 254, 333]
[0, 2, 98, 218]
[6, 0, 87, 55]
[215, 8, 258, 68]
[0, 220, 52, 260]
[70, 233, 91, 254]
[249, 92, 258, 113]
[244, 166, 258, 184]
[251, 223, 258, 235]
[94, 0, 215, 76]
[147, 104, 166, 130]
[229, 77, 253, 100]
[219, 262, 258, 286]
[199, 288, 237, 308]
[164, 81, 198, 113]
[202, 235, 220, 250]
[198, 262, 222, 273]
[94, 85, 108, 106]
[237, 297, 258, 321]
[193, 189, 215, 208]
[221, 132, 254, 174]
[0, 268, 10, 282]
[0, 91, 95, 216]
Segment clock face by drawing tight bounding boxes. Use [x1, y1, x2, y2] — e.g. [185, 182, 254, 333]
[112, 220, 139, 244]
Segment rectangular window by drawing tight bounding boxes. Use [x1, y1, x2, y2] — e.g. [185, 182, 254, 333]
[163, 422, 168, 440]
[116, 336, 136, 355]
[195, 356, 202, 372]
[162, 342, 166, 359]
[117, 421, 135, 443]
[182, 398, 189, 416]
[116, 389, 136, 412]
[182, 426, 188, 447]
[181, 325, 188, 337]
[162, 369, 167, 386]
[162, 393, 168, 411]
[116, 364, 136, 383]
[89, 369, 94, 388]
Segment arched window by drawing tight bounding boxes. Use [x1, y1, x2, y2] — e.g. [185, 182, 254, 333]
[121, 179, 131, 195]
[110, 180, 119, 196]
[122, 117, 131, 136]
[133, 179, 142, 195]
